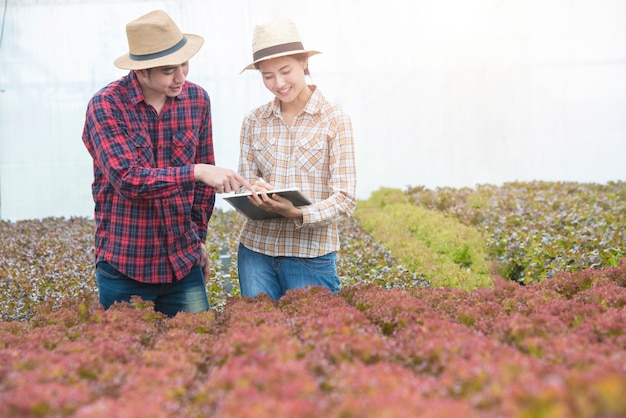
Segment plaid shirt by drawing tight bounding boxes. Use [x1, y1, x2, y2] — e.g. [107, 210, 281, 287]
[237, 86, 357, 257]
[82, 72, 215, 284]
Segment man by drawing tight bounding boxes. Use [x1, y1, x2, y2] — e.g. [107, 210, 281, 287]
[82, 10, 251, 316]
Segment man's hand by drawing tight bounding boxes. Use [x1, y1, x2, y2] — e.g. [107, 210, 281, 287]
[200, 245, 210, 284]
[194, 164, 254, 194]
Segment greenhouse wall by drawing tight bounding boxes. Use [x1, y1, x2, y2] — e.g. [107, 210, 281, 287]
[1, 0, 625, 220]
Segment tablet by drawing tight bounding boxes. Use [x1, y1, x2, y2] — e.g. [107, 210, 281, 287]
[222, 188, 312, 220]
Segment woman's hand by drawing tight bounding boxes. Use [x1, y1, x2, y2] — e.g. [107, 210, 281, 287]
[252, 177, 274, 192]
[248, 187, 303, 219]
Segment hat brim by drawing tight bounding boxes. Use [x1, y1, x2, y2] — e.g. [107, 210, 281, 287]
[114, 34, 204, 70]
[240, 50, 320, 73]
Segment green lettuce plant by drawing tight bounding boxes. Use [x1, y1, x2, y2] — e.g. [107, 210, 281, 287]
[354, 188, 493, 290]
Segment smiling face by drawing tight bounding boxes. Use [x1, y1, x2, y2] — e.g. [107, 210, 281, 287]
[258, 55, 311, 108]
[137, 62, 189, 104]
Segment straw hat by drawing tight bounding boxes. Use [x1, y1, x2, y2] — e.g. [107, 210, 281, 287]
[241, 18, 320, 73]
[114, 10, 204, 70]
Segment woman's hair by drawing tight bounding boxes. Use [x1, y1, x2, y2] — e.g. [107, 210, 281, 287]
[255, 53, 311, 76]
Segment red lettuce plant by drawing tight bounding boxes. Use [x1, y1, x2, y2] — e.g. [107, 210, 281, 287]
[2, 266, 626, 417]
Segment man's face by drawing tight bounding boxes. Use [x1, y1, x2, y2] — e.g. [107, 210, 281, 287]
[139, 62, 190, 98]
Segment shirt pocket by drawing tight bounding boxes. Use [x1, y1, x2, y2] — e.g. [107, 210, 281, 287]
[171, 130, 198, 166]
[131, 131, 154, 166]
[252, 136, 277, 174]
[297, 135, 328, 172]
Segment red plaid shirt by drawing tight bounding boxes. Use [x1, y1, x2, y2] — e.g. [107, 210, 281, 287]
[82, 72, 215, 284]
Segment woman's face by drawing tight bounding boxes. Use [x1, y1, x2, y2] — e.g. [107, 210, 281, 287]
[258, 55, 308, 104]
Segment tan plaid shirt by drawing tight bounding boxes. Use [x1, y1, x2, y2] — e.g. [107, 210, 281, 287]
[237, 86, 357, 257]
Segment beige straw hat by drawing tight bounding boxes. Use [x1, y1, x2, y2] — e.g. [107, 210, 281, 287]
[241, 18, 320, 73]
[114, 10, 204, 70]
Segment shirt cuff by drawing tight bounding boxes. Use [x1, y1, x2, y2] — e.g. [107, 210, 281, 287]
[293, 207, 309, 229]
[181, 165, 196, 192]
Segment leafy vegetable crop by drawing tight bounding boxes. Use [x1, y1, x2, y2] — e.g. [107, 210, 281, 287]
[1, 264, 625, 417]
[1, 181, 625, 416]
[407, 181, 625, 284]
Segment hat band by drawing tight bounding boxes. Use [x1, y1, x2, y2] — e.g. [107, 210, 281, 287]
[129, 36, 188, 62]
[253, 41, 304, 62]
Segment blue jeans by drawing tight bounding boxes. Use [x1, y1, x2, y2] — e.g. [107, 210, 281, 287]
[96, 261, 210, 317]
[237, 243, 340, 300]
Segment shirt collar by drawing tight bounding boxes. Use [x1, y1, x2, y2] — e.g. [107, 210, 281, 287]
[127, 72, 145, 105]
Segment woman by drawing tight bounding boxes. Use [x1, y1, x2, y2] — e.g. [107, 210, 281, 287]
[237, 18, 357, 300]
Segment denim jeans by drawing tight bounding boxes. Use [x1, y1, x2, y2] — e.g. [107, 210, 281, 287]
[237, 243, 340, 300]
[96, 261, 210, 317]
